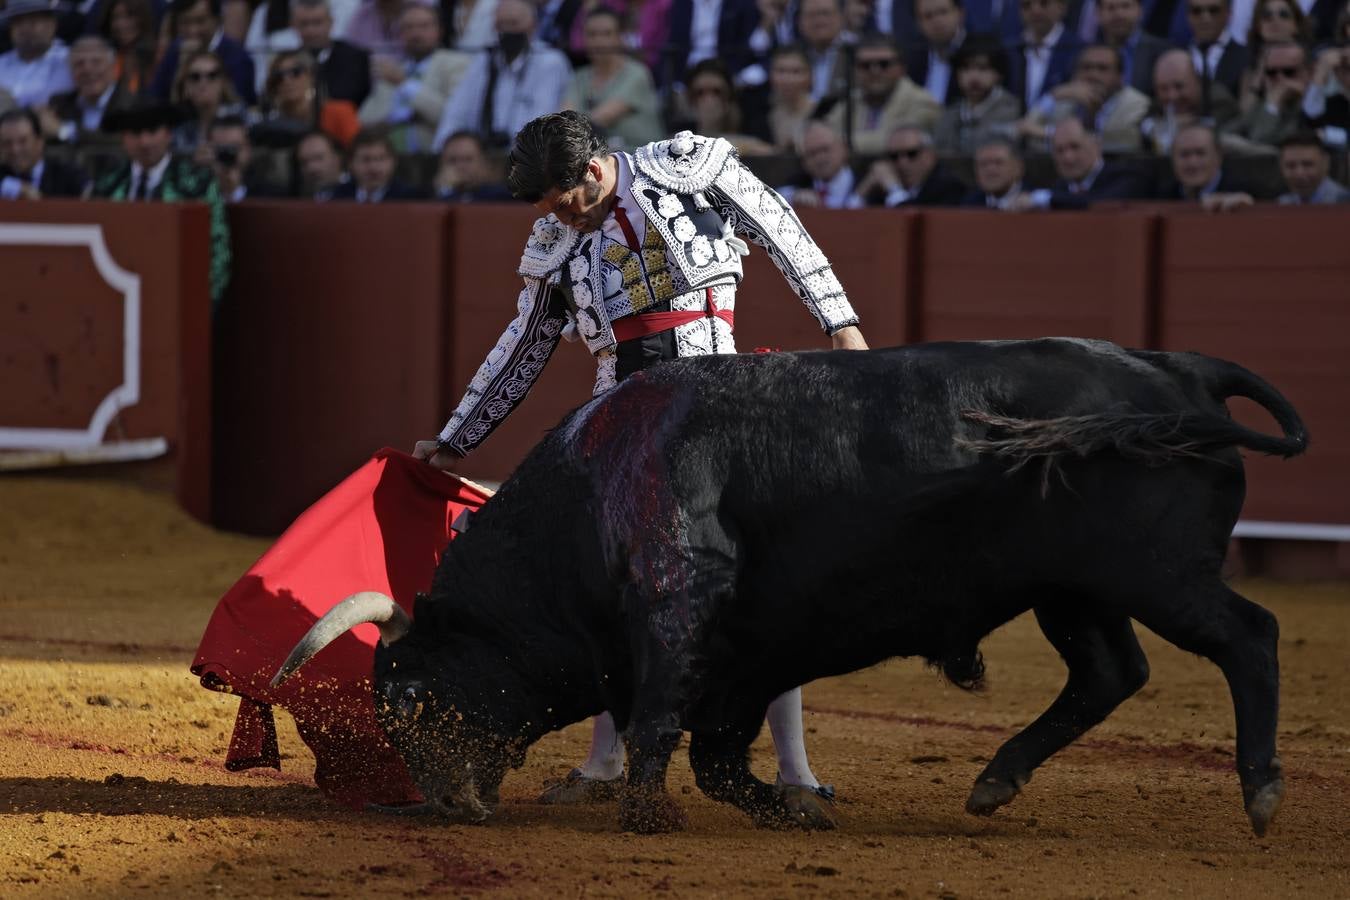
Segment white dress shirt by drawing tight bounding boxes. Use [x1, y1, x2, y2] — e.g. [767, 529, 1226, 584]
[687, 0, 723, 67]
[432, 42, 572, 151]
[1189, 29, 1235, 80]
[0, 43, 74, 108]
[129, 154, 173, 200]
[1022, 22, 1064, 108]
[780, 165, 862, 209]
[602, 152, 647, 248]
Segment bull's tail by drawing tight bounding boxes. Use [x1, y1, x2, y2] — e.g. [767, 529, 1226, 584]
[960, 354, 1309, 475]
[1189, 355, 1309, 458]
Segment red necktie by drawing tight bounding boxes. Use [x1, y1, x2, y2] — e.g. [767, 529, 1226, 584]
[612, 199, 641, 253]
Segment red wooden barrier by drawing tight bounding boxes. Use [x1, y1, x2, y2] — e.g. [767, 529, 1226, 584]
[0, 200, 212, 519]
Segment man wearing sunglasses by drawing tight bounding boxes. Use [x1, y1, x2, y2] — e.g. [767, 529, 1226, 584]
[1220, 41, 1312, 150]
[1183, 0, 1248, 111]
[413, 111, 866, 816]
[823, 34, 940, 154]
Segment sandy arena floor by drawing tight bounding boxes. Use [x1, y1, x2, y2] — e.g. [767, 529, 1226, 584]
[2, 474, 1348, 899]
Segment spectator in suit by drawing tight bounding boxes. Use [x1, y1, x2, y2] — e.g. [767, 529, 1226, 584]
[1009, 0, 1082, 111]
[328, 125, 424, 199]
[933, 34, 1019, 153]
[744, 0, 801, 91]
[561, 7, 662, 150]
[907, 0, 975, 106]
[664, 0, 760, 87]
[1096, 0, 1170, 97]
[433, 128, 511, 200]
[92, 0, 157, 97]
[171, 49, 246, 155]
[856, 123, 969, 205]
[1303, 45, 1348, 146]
[295, 126, 347, 195]
[1221, 41, 1312, 149]
[1019, 43, 1151, 151]
[962, 134, 1029, 206]
[1162, 121, 1255, 208]
[291, 0, 371, 107]
[0, 107, 88, 198]
[778, 118, 864, 207]
[152, 0, 258, 105]
[1010, 114, 1149, 207]
[1276, 130, 1350, 202]
[823, 33, 941, 153]
[255, 48, 361, 148]
[431, 0, 571, 152]
[533, 0, 584, 57]
[94, 99, 231, 305]
[1141, 47, 1239, 152]
[798, 0, 852, 101]
[357, 4, 466, 152]
[1184, 0, 1248, 113]
[0, 0, 75, 108]
[39, 35, 134, 143]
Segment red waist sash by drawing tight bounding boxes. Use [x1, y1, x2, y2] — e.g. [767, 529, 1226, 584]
[611, 288, 735, 343]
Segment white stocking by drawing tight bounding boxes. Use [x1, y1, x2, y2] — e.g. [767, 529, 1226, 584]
[766, 687, 820, 788]
[577, 712, 625, 780]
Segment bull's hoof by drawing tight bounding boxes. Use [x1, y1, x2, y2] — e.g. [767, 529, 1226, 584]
[1246, 778, 1285, 838]
[966, 775, 1021, 816]
[619, 790, 688, 834]
[773, 784, 839, 831]
[536, 768, 625, 805]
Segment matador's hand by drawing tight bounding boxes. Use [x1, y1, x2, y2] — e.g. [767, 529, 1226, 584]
[412, 440, 462, 473]
[831, 325, 869, 351]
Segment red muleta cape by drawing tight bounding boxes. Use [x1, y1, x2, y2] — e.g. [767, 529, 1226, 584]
[190, 448, 490, 808]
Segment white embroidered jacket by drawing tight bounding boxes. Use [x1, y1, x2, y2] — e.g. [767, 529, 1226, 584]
[436, 131, 860, 457]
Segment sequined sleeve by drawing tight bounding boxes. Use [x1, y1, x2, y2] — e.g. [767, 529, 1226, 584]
[436, 277, 569, 457]
[706, 156, 860, 335]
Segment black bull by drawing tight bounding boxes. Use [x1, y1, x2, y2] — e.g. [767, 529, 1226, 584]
[274, 339, 1307, 836]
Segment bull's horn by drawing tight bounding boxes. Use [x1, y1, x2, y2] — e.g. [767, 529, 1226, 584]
[269, 591, 411, 687]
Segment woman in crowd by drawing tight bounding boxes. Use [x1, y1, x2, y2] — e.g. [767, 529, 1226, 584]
[750, 45, 820, 152]
[1240, 0, 1313, 110]
[96, 0, 159, 95]
[253, 49, 360, 148]
[677, 59, 774, 154]
[172, 49, 245, 154]
[562, 8, 662, 149]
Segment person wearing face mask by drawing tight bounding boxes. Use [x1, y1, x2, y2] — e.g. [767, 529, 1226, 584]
[411, 112, 867, 815]
[431, 0, 571, 152]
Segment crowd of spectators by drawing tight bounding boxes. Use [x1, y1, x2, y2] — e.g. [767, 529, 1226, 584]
[2, 0, 1348, 213]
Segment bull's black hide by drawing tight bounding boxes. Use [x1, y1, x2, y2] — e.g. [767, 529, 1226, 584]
[276, 338, 1306, 837]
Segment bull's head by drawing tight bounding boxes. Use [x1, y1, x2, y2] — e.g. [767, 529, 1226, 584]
[270, 592, 525, 822]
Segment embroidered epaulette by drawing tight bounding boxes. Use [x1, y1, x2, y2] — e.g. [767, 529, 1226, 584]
[517, 214, 578, 279]
[634, 132, 735, 195]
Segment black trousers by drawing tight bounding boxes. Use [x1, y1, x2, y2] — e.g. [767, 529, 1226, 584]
[615, 329, 679, 381]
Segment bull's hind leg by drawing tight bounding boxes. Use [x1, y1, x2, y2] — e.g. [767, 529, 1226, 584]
[1130, 583, 1284, 837]
[688, 705, 838, 831]
[968, 608, 1150, 816]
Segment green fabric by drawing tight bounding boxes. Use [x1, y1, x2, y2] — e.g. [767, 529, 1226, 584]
[93, 155, 232, 310]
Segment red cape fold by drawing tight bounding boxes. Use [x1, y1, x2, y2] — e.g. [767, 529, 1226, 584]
[191, 448, 490, 807]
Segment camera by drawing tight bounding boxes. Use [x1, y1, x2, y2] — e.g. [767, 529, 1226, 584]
[214, 144, 241, 167]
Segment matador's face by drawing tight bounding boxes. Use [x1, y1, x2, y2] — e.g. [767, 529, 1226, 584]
[533, 158, 611, 234]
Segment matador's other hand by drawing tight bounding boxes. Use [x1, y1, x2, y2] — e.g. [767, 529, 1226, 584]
[412, 440, 462, 473]
[831, 325, 869, 351]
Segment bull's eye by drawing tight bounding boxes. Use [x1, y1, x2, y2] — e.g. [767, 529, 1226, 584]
[398, 686, 424, 721]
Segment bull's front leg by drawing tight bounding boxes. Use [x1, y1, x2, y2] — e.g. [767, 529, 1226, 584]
[619, 705, 687, 834]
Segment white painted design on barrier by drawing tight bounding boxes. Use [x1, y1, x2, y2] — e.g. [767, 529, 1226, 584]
[0, 223, 142, 449]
